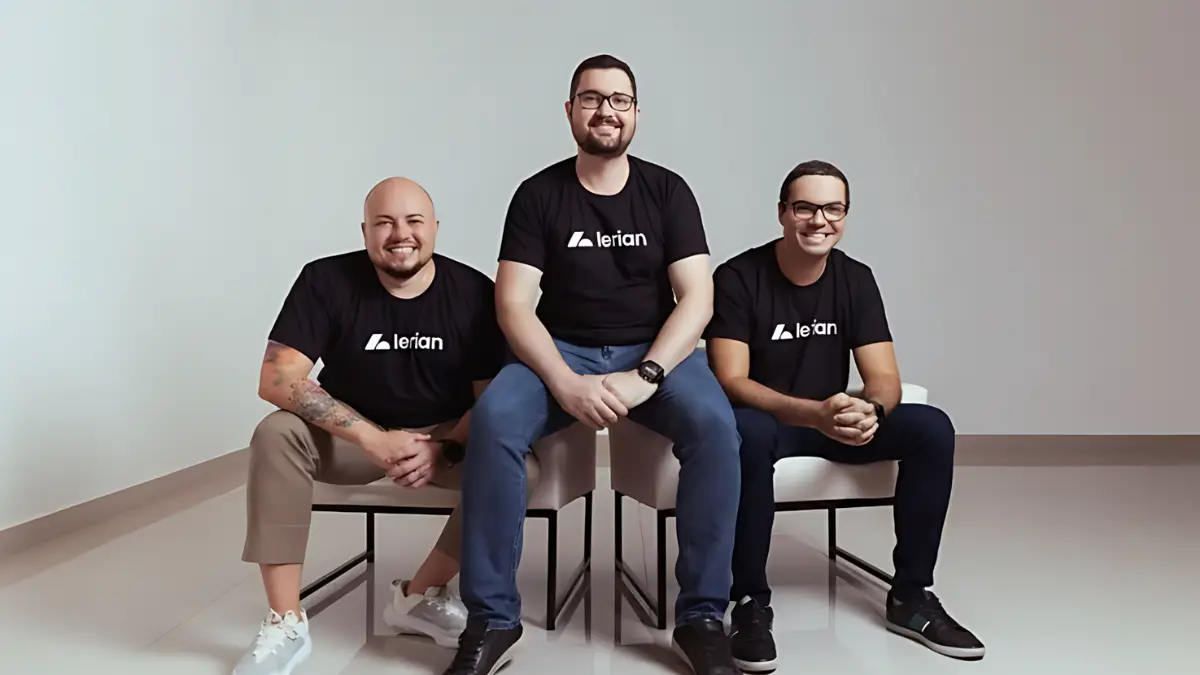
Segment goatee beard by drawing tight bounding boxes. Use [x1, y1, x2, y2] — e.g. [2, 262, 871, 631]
[378, 260, 424, 280]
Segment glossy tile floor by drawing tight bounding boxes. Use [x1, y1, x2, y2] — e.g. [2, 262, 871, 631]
[1, 465, 1197, 674]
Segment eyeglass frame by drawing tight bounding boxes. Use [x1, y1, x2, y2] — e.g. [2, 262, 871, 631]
[572, 90, 637, 112]
[784, 199, 849, 221]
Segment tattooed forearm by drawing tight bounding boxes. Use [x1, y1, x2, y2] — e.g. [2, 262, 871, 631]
[289, 380, 369, 429]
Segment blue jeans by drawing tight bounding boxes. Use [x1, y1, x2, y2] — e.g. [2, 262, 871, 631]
[460, 340, 741, 629]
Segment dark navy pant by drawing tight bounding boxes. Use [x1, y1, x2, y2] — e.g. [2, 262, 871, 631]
[730, 403, 956, 605]
[460, 340, 741, 628]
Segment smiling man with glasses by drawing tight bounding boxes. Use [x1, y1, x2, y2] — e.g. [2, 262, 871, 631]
[443, 54, 742, 675]
[704, 160, 986, 672]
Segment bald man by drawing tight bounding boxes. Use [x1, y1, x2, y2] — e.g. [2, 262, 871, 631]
[234, 178, 505, 675]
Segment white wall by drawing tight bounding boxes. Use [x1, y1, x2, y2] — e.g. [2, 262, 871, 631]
[2, 0, 1197, 530]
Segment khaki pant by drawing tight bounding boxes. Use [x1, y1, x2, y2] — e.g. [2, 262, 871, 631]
[241, 410, 466, 565]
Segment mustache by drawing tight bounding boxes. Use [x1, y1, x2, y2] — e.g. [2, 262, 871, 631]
[589, 114, 622, 127]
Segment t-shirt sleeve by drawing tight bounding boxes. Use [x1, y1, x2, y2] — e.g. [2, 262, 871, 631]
[849, 266, 893, 348]
[267, 264, 335, 363]
[703, 264, 754, 344]
[663, 176, 710, 264]
[467, 280, 506, 381]
[497, 182, 545, 270]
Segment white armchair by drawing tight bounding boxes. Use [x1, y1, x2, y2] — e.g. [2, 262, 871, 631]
[608, 383, 929, 628]
[304, 421, 597, 630]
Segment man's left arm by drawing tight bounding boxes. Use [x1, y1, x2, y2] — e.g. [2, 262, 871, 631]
[854, 342, 902, 414]
[849, 266, 901, 418]
[644, 254, 713, 374]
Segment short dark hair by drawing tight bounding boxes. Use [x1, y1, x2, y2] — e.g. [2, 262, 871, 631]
[569, 54, 637, 100]
[779, 160, 850, 206]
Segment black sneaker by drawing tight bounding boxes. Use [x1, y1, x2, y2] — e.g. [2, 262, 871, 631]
[885, 589, 985, 660]
[730, 596, 778, 673]
[441, 618, 522, 675]
[671, 617, 739, 675]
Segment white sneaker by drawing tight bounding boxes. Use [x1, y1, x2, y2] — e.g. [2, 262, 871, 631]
[382, 579, 468, 648]
[232, 609, 312, 675]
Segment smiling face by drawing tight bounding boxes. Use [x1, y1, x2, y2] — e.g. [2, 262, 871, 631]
[361, 178, 437, 280]
[566, 67, 638, 158]
[778, 174, 850, 258]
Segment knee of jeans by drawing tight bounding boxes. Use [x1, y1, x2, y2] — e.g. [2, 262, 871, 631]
[903, 404, 956, 462]
[679, 397, 740, 458]
[468, 379, 534, 447]
[733, 407, 778, 468]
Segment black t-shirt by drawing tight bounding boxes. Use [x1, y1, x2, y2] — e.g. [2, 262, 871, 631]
[267, 251, 505, 429]
[705, 241, 892, 401]
[498, 156, 710, 346]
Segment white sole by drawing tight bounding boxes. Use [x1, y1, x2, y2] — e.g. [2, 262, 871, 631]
[886, 623, 986, 660]
[730, 628, 777, 672]
[732, 656, 778, 673]
[382, 603, 463, 649]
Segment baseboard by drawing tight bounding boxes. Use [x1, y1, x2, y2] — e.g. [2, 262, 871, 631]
[595, 433, 1200, 467]
[3, 434, 1194, 562]
[0, 448, 250, 560]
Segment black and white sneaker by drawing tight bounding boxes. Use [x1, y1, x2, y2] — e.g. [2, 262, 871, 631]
[671, 617, 739, 675]
[730, 596, 778, 673]
[441, 618, 522, 675]
[885, 589, 985, 660]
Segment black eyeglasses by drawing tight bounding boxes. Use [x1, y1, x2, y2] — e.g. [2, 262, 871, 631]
[574, 90, 636, 112]
[789, 200, 848, 221]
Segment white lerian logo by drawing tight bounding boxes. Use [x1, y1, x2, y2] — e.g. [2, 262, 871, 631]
[771, 321, 838, 341]
[566, 230, 648, 248]
[364, 332, 444, 351]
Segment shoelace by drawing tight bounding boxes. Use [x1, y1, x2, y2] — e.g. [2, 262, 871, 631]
[912, 594, 966, 633]
[734, 607, 773, 647]
[251, 620, 299, 658]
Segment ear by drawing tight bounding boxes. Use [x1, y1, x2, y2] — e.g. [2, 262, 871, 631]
[564, 100, 572, 119]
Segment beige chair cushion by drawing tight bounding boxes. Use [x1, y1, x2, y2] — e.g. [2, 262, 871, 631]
[313, 422, 597, 512]
[609, 383, 929, 510]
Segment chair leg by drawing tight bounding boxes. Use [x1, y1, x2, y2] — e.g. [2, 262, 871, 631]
[614, 491, 623, 564]
[656, 510, 668, 630]
[827, 507, 837, 560]
[546, 510, 559, 631]
[827, 506, 894, 586]
[366, 511, 376, 563]
[584, 490, 593, 563]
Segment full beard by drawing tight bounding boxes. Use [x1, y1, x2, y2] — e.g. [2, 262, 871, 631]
[574, 126, 632, 158]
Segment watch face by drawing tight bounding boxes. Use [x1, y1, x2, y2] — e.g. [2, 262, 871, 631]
[639, 361, 664, 383]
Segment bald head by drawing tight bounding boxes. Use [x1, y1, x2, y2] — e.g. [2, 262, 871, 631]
[361, 177, 439, 281]
[364, 176, 435, 221]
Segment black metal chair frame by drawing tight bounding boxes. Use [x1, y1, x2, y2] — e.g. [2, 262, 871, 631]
[300, 491, 594, 631]
[614, 491, 895, 629]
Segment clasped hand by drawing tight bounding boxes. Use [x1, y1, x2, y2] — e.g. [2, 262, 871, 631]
[363, 429, 443, 488]
[819, 392, 879, 446]
[552, 370, 657, 430]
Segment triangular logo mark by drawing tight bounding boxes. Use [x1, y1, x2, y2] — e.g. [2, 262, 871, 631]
[771, 324, 794, 340]
[567, 231, 594, 248]
[364, 333, 391, 350]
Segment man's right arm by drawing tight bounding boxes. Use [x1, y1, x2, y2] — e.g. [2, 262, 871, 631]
[494, 261, 576, 391]
[257, 339, 386, 448]
[706, 337, 825, 427]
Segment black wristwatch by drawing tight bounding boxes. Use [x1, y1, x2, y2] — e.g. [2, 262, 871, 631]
[637, 360, 665, 385]
[867, 399, 887, 423]
[440, 439, 466, 466]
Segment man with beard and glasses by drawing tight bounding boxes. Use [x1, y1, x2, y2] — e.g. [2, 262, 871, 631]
[443, 55, 742, 675]
[705, 160, 985, 672]
[233, 177, 508, 675]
